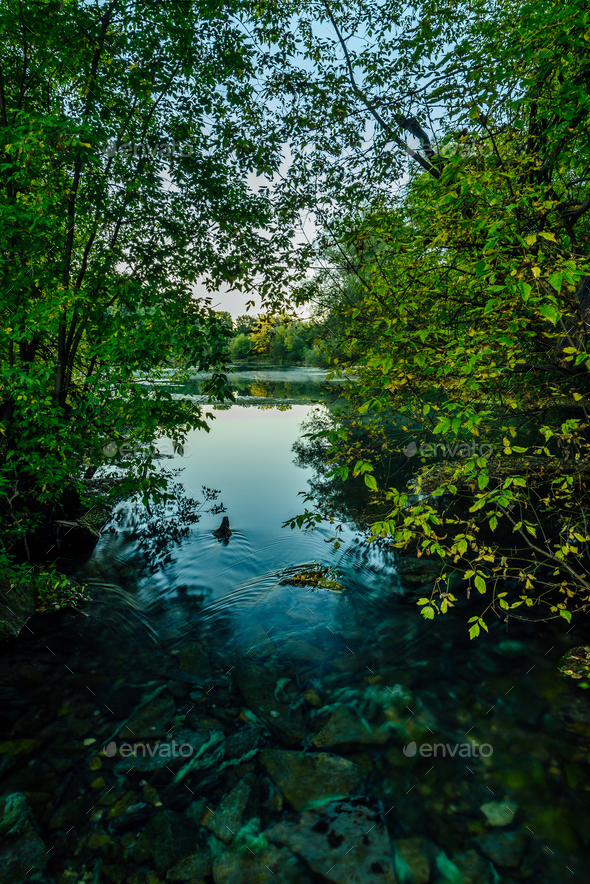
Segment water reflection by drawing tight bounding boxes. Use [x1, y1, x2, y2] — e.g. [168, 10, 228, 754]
[162, 365, 345, 409]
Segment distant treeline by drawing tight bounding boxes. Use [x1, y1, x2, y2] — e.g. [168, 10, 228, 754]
[218, 313, 327, 365]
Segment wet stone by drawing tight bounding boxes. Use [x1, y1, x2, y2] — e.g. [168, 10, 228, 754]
[312, 706, 388, 749]
[235, 666, 305, 745]
[0, 739, 41, 759]
[223, 727, 262, 761]
[0, 580, 36, 639]
[0, 793, 30, 836]
[304, 688, 322, 708]
[281, 635, 327, 664]
[393, 838, 434, 884]
[166, 846, 213, 880]
[451, 849, 494, 884]
[201, 779, 252, 844]
[87, 831, 123, 863]
[212, 843, 309, 884]
[0, 794, 47, 882]
[178, 641, 213, 680]
[49, 795, 88, 831]
[265, 797, 396, 884]
[234, 622, 277, 658]
[102, 864, 126, 883]
[259, 749, 365, 812]
[480, 800, 518, 827]
[134, 809, 201, 873]
[0, 819, 48, 883]
[115, 727, 220, 774]
[66, 714, 93, 738]
[475, 830, 527, 868]
[125, 693, 176, 738]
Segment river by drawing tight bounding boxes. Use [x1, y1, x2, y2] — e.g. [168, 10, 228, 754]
[0, 366, 588, 883]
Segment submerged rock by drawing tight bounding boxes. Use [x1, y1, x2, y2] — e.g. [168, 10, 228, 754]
[115, 727, 222, 774]
[281, 634, 327, 664]
[0, 793, 33, 837]
[451, 849, 495, 884]
[265, 797, 396, 884]
[312, 706, 388, 749]
[259, 749, 365, 812]
[177, 640, 213, 680]
[0, 820, 48, 883]
[166, 847, 213, 880]
[0, 794, 47, 883]
[49, 796, 88, 831]
[125, 693, 175, 738]
[134, 809, 201, 873]
[393, 838, 434, 884]
[479, 800, 518, 827]
[0, 739, 41, 759]
[475, 830, 527, 868]
[201, 779, 252, 844]
[235, 665, 305, 745]
[213, 842, 308, 884]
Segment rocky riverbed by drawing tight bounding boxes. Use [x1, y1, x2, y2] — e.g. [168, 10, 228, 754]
[1, 576, 590, 884]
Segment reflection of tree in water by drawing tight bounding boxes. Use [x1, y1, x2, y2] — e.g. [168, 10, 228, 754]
[292, 408, 369, 525]
[293, 408, 415, 528]
[104, 478, 225, 575]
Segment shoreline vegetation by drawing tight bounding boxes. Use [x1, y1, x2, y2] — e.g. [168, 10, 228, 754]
[222, 313, 328, 367]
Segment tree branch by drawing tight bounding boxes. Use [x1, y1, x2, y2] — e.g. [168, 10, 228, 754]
[323, 2, 441, 179]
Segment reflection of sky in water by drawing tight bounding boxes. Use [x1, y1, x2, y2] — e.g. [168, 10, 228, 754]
[87, 399, 401, 623]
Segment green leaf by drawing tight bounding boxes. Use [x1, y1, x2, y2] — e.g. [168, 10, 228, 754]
[364, 474, 377, 491]
[539, 303, 560, 323]
[474, 575, 487, 594]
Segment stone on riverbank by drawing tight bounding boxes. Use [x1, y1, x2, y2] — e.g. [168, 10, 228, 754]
[0, 581, 36, 640]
